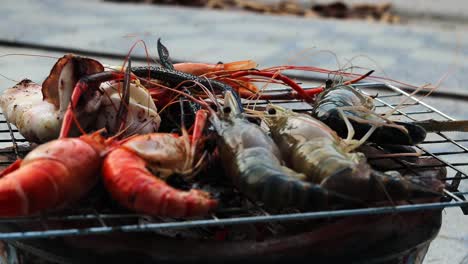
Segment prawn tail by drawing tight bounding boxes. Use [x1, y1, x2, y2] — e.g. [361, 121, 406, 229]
[370, 170, 444, 202]
[321, 161, 443, 204]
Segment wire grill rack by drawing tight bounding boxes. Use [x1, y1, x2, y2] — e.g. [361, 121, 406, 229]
[0, 82, 466, 242]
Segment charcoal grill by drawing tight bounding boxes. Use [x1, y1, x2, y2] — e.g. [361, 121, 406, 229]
[0, 82, 467, 264]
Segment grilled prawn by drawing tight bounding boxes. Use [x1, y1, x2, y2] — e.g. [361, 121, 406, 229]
[0, 131, 108, 217]
[102, 110, 218, 217]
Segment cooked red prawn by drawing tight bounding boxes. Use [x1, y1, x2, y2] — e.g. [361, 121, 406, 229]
[102, 110, 218, 217]
[0, 131, 108, 217]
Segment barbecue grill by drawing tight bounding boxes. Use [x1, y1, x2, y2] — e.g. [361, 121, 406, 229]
[0, 82, 466, 264]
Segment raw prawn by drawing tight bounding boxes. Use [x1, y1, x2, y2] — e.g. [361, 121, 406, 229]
[312, 84, 427, 145]
[102, 110, 218, 217]
[265, 106, 442, 203]
[0, 131, 108, 217]
[210, 91, 355, 210]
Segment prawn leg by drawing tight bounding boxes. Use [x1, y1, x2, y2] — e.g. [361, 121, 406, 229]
[59, 71, 122, 138]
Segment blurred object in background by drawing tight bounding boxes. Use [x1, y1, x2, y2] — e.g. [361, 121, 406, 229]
[312, 2, 399, 23]
[103, 0, 400, 23]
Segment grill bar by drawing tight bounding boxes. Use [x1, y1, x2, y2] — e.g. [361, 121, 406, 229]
[0, 81, 466, 240]
[1, 201, 466, 241]
[354, 83, 455, 120]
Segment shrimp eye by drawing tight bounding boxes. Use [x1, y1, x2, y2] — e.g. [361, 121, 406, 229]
[223, 106, 231, 114]
[268, 108, 276, 115]
[325, 79, 333, 88]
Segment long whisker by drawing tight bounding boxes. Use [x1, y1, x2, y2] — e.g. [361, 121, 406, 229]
[0, 53, 61, 82]
[115, 58, 132, 134]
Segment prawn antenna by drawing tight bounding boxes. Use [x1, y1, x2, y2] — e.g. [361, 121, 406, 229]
[179, 97, 186, 132]
[115, 57, 132, 134]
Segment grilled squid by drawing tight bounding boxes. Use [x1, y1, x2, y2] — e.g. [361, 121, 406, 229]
[96, 81, 161, 136]
[0, 55, 161, 143]
[0, 55, 104, 142]
[0, 79, 60, 142]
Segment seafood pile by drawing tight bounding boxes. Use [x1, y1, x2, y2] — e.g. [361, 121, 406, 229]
[0, 40, 446, 222]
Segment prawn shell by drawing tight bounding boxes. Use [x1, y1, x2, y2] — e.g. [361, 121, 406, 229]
[230, 146, 332, 210]
[102, 147, 218, 217]
[268, 113, 367, 184]
[0, 135, 104, 217]
[213, 112, 347, 211]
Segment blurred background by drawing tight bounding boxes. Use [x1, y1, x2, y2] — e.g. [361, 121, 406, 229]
[0, 0, 467, 263]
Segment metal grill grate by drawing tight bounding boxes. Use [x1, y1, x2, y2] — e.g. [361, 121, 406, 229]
[0, 82, 466, 241]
